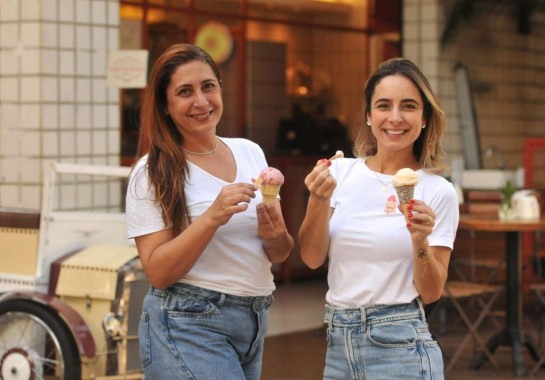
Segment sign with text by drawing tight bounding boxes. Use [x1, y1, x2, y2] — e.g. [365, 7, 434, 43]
[107, 50, 149, 89]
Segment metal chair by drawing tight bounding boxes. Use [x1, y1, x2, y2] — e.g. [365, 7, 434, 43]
[439, 280, 503, 374]
[453, 190, 506, 284]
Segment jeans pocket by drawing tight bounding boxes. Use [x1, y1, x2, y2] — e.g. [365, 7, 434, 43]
[367, 320, 417, 348]
[138, 311, 152, 368]
[166, 294, 218, 318]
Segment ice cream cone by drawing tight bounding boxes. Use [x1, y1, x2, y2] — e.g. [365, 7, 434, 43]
[395, 184, 415, 204]
[392, 168, 418, 224]
[260, 183, 281, 205]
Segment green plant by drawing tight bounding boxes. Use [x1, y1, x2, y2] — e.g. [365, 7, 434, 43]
[500, 180, 517, 208]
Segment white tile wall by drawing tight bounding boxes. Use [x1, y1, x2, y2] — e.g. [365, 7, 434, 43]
[59, 105, 75, 129]
[42, 1, 58, 21]
[0, 0, 121, 209]
[20, 157, 40, 182]
[0, 104, 18, 128]
[76, 104, 91, 128]
[0, 24, 18, 47]
[60, 131, 76, 156]
[40, 77, 58, 102]
[59, 24, 75, 49]
[20, 48, 41, 75]
[77, 131, 91, 154]
[60, 78, 75, 102]
[21, 0, 41, 20]
[21, 185, 41, 209]
[60, 51, 75, 75]
[92, 1, 107, 23]
[1, 78, 19, 101]
[76, 25, 91, 49]
[22, 76, 41, 101]
[0, 0, 19, 21]
[42, 131, 59, 155]
[59, 0, 75, 22]
[0, 50, 19, 75]
[0, 185, 19, 206]
[76, 0, 90, 23]
[21, 23, 41, 46]
[0, 131, 20, 156]
[42, 105, 59, 129]
[93, 130, 107, 154]
[42, 23, 58, 48]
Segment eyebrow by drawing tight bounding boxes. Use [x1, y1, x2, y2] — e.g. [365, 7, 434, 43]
[374, 98, 420, 104]
[173, 78, 217, 92]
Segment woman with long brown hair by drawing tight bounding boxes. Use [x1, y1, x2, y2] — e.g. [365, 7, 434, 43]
[126, 43, 293, 379]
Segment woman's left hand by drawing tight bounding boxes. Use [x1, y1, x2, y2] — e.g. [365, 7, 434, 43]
[403, 199, 436, 243]
[256, 203, 293, 263]
[256, 203, 288, 241]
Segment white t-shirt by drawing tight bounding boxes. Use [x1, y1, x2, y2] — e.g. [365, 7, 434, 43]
[327, 158, 459, 307]
[125, 137, 275, 297]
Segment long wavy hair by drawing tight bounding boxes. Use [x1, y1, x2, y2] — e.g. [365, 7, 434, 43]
[139, 44, 222, 235]
[353, 58, 449, 173]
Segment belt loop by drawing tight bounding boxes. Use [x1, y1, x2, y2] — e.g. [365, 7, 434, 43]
[218, 293, 226, 306]
[416, 297, 426, 321]
[360, 307, 367, 333]
[326, 305, 334, 331]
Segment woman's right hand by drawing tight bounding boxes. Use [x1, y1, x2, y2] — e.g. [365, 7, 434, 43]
[304, 159, 336, 201]
[206, 183, 257, 226]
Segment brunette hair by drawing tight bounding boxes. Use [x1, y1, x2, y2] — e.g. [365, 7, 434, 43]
[353, 57, 448, 173]
[139, 43, 221, 235]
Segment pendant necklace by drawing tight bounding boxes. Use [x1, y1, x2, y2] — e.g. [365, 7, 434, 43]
[182, 140, 218, 156]
[373, 171, 391, 192]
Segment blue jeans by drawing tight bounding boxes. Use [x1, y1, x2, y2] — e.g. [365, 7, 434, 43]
[323, 298, 444, 380]
[138, 283, 273, 379]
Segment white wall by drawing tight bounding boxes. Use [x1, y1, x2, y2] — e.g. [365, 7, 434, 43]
[0, 0, 121, 209]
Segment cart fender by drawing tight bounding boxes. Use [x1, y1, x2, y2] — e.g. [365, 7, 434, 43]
[0, 291, 96, 359]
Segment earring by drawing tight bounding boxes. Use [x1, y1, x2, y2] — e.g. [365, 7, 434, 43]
[422, 124, 427, 129]
[366, 121, 371, 127]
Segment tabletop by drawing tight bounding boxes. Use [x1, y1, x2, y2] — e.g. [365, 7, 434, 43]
[458, 215, 545, 232]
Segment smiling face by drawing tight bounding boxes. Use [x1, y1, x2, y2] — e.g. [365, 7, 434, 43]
[366, 74, 426, 155]
[165, 60, 223, 138]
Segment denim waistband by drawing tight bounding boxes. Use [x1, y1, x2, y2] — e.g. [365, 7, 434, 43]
[149, 282, 273, 311]
[325, 298, 425, 330]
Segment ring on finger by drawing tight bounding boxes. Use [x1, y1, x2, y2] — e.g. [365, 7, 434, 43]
[428, 216, 434, 225]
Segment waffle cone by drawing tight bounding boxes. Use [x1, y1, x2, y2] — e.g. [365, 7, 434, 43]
[395, 185, 414, 223]
[260, 184, 281, 205]
[395, 185, 414, 204]
[400, 203, 411, 223]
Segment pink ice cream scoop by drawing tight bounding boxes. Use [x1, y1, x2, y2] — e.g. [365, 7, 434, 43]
[255, 167, 284, 205]
[256, 167, 284, 186]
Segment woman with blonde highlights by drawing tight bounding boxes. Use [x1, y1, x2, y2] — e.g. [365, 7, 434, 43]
[299, 58, 458, 379]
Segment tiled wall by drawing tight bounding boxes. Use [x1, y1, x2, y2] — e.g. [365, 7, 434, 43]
[0, 0, 120, 210]
[403, 0, 545, 174]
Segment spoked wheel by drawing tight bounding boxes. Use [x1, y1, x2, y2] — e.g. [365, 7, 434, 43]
[0, 300, 81, 380]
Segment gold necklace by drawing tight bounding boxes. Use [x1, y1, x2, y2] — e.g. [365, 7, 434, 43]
[373, 171, 391, 192]
[181, 141, 218, 156]
[367, 157, 391, 192]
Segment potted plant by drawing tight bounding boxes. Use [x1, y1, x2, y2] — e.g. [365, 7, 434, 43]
[499, 179, 517, 221]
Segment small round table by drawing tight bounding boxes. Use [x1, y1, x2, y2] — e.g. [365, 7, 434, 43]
[458, 215, 545, 377]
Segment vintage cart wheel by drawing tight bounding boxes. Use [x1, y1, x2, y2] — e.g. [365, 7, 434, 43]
[0, 299, 81, 380]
